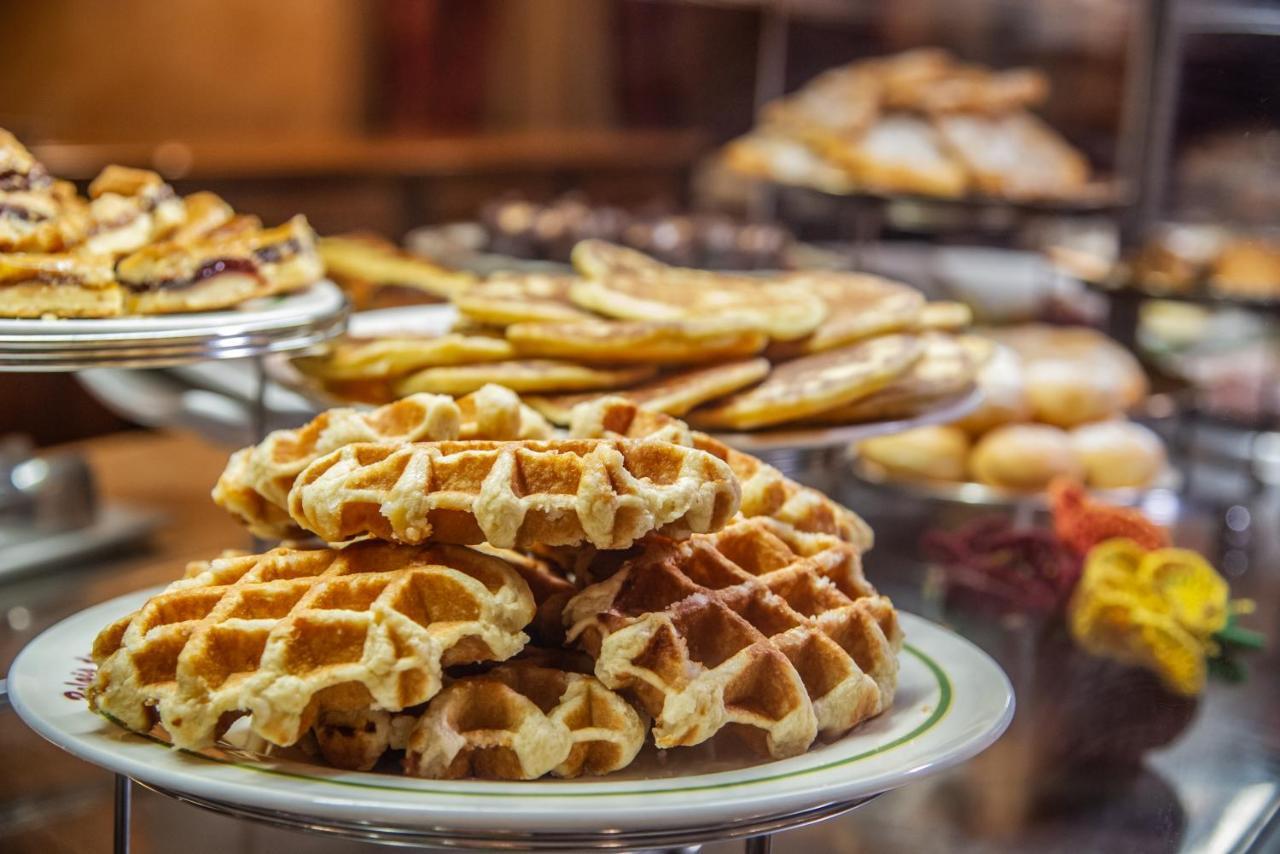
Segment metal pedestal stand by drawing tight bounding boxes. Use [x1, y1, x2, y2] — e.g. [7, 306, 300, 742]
[717, 387, 982, 493]
[0, 283, 349, 854]
[125, 780, 873, 853]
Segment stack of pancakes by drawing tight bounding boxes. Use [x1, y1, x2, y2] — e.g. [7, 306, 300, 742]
[295, 238, 981, 433]
[88, 391, 901, 780]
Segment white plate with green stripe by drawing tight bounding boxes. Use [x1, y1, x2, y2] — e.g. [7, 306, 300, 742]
[10, 586, 1013, 834]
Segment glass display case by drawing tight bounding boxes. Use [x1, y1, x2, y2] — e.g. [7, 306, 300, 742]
[1, 2, 1275, 852]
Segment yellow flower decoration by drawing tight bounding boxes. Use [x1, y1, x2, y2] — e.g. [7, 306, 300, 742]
[1069, 538, 1235, 696]
[1138, 548, 1229, 638]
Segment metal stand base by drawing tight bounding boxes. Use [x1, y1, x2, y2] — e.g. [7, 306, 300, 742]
[117, 777, 871, 852]
[114, 774, 131, 854]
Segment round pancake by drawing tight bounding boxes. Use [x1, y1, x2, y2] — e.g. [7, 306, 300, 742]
[803, 333, 978, 423]
[570, 239, 670, 278]
[525, 358, 772, 425]
[914, 300, 973, 332]
[689, 334, 924, 430]
[953, 333, 996, 366]
[568, 271, 827, 342]
[455, 273, 597, 326]
[393, 360, 656, 396]
[506, 318, 767, 364]
[293, 334, 516, 381]
[767, 272, 925, 358]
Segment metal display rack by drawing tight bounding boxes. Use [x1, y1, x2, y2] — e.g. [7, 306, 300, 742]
[132, 783, 870, 852]
[0, 281, 349, 371]
[0, 281, 350, 853]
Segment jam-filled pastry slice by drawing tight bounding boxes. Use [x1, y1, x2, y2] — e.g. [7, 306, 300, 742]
[83, 165, 185, 256]
[0, 251, 123, 317]
[0, 129, 53, 192]
[117, 214, 324, 314]
[164, 191, 236, 244]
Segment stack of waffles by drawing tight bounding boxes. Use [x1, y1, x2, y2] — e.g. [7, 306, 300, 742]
[88, 388, 902, 780]
[0, 128, 322, 317]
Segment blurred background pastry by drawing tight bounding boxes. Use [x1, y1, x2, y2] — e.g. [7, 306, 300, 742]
[1068, 421, 1166, 490]
[859, 425, 971, 482]
[968, 424, 1083, 491]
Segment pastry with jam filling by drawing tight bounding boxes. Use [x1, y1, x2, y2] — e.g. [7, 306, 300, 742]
[0, 185, 88, 253]
[0, 251, 123, 317]
[0, 134, 89, 252]
[0, 129, 52, 192]
[116, 214, 323, 313]
[83, 165, 185, 256]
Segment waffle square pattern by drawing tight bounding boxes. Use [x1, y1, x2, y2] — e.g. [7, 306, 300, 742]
[564, 516, 902, 759]
[404, 661, 647, 780]
[569, 396, 873, 548]
[213, 387, 546, 540]
[88, 541, 536, 751]
[287, 438, 741, 550]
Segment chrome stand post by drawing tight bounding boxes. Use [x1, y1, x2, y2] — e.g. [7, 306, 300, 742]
[114, 774, 132, 854]
[745, 834, 773, 853]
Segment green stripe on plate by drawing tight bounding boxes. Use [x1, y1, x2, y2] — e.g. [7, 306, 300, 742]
[104, 643, 951, 798]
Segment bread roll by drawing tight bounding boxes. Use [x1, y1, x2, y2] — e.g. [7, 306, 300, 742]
[859, 425, 971, 481]
[1069, 420, 1166, 489]
[969, 423, 1082, 490]
[1024, 359, 1125, 428]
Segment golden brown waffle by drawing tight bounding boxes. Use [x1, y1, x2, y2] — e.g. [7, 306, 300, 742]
[404, 661, 646, 779]
[472, 544, 579, 645]
[690, 334, 923, 430]
[567, 242, 827, 342]
[287, 438, 741, 549]
[506, 317, 767, 365]
[564, 516, 901, 758]
[88, 541, 536, 750]
[525, 358, 771, 425]
[456, 383, 554, 440]
[213, 387, 553, 539]
[311, 707, 416, 771]
[213, 393, 462, 538]
[569, 397, 873, 549]
[768, 272, 924, 359]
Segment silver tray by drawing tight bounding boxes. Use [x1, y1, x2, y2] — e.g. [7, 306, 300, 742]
[0, 281, 349, 371]
[851, 456, 1184, 508]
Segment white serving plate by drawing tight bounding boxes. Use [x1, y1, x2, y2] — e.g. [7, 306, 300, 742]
[10, 588, 1012, 835]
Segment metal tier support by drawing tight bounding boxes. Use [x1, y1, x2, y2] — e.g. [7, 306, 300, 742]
[111, 780, 870, 853]
[0, 285, 347, 854]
